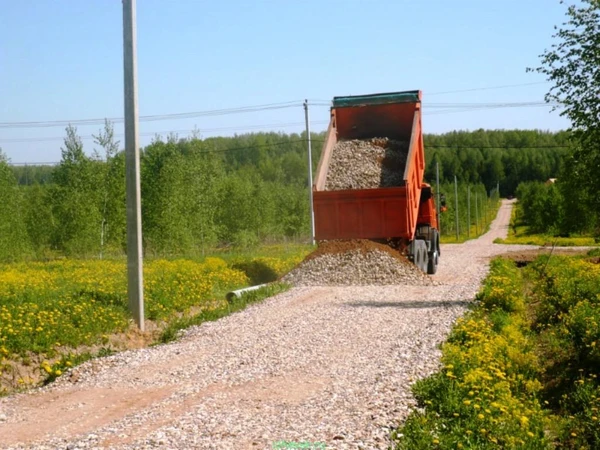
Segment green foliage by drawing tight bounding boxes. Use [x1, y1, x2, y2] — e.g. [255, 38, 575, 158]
[495, 205, 599, 246]
[92, 120, 126, 256]
[3, 126, 585, 259]
[512, 174, 600, 237]
[424, 129, 570, 196]
[230, 259, 279, 285]
[393, 254, 600, 449]
[142, 258, 248, 321]
[437, 181, 500, 241]
[50, 125, 104, 256]
[515, 181, 563, 234]
[557, 154, 598, 235]
[523, 255, 600, 449]
[11, 165, 54, 185]
[22, 184, 54, 257]
[528, 0, 600, 236]
[0, 248, 301, 393]
[0, 151, 31, 261]
[393, 258, 549, 449]
[528, 0, 600, 138]
[476, 258, 525, 313]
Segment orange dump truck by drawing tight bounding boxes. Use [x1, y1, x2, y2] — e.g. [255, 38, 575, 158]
[312, 90, 440, 274]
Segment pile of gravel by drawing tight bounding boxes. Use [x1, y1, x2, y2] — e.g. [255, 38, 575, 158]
[280, 240, 434, 286]
[325, 137, 408, 190]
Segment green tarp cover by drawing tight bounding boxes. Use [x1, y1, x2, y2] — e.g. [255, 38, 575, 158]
[332, 90, 420, 108]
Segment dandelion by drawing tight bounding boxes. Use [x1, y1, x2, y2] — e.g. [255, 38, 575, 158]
[520, 416, 529, 426]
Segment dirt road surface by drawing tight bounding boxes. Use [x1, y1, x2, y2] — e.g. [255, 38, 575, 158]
[0, 200, 565, 449]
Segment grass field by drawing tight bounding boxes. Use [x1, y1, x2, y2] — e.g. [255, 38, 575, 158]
[0, 244, 312, 394]
[392, 249, 600, 449]
[439, 199, 502, 244]
[493, 205, 599, 247]
[494, 224, 599, 246]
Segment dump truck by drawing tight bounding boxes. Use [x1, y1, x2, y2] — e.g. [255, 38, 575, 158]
[312, 90, 440, 274]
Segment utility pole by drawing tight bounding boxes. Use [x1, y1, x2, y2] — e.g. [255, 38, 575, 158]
[123, 0, 144, 331]
[484, 191, 488, 225]
[467, 185, 471, 239]
[304, 100, 315, 246]
[454, 175, 459, 240]
[436, 161, 441, 234]
[475, 191, 479, 235]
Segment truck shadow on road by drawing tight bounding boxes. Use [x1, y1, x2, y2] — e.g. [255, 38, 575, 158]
[344, 300, 471, 309]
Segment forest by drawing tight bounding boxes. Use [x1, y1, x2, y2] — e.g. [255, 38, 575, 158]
[0, 125, 579, 261]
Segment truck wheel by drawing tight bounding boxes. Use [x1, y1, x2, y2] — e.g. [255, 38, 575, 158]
[421, 245, 429, 273]
[432, 229, 440, 257]
[414, 244, 423, 270]
[427, 250, 439, 275]
[414, 240, 428, 273]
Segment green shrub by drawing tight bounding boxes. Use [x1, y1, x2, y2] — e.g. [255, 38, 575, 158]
[393, 259, 548, 449]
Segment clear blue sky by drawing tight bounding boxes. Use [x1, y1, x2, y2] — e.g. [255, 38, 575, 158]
[0, 0, 574, 164]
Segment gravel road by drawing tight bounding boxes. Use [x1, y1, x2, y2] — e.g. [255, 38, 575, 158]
[0, 200, 542, 450]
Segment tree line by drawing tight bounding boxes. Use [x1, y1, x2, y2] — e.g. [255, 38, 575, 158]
[0, 125, 573, 261]
[515, 0, 600, 238]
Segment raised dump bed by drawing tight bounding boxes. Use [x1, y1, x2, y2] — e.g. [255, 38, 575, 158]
[313, 90, 426, 243]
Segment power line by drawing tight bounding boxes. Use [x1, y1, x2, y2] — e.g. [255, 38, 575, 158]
[9, 162, 59, 166]
[8, 140, 571, 167]
[427, 144, 570, 149]
[310, 100, 558, 110]
[8, 139, 328, 166]
[424, 101, 556, 108]
[0, 101, 306, 130]
[427, 81, 551, 96]
[309, 82, 552, 103]
[0, 121, 329, 144]
[424, 103, 560, 116]
[0, 97, 559, 131]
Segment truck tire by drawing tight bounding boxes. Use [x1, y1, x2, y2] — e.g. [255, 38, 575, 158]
[432, 229, 440, 257]
[414, 240, 428, 273]
[413, 243, 423, 271]
[427, 250, 439, 274]
[421, 243, 429, 273]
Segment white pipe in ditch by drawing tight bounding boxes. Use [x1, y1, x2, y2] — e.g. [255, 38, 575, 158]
[225, 283, 269, 303]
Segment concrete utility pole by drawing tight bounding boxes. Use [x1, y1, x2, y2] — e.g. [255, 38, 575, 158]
[123, 0, 144, 330]
[454, 175, 459, 240]
[467, 185, 471, 238]
[436, 161, 441, 234]
[475, 191, 479, 235]
[304, 100, 315, 246]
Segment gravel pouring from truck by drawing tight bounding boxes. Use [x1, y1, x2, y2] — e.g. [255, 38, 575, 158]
[312, 90, 440, 274]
